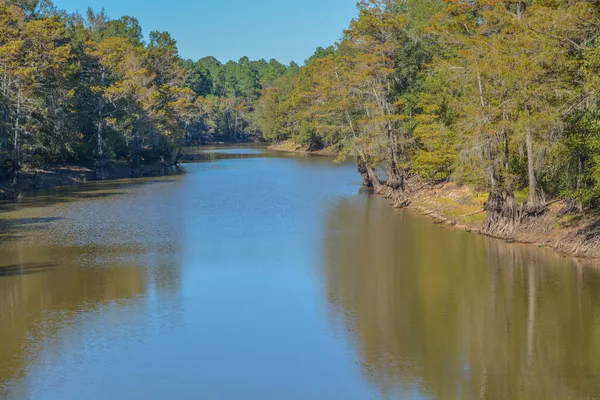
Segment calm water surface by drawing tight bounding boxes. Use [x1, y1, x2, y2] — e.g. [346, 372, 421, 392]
[0, 147, 599, 399]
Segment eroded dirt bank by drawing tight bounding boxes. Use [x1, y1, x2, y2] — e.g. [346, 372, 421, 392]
[386, 181, 600, 260]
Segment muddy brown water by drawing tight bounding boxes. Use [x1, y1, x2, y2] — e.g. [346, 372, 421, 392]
[0, 147, 599, 399]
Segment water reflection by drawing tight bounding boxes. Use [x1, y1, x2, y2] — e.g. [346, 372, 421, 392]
[179, 145, 336, 165]
[6, 146, 600, 399]
[0, 176, 184, 397]
[0, 146, 357, 399]
[323, 196, 600, 399]
[180, 145, 271, 163]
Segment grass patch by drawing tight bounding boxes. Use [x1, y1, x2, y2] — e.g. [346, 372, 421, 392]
[472, 192, 489, 204]
[270, 140, 304, 152]
[463, 213, 487, 224]
[435, 197, 460, 206]
[427, 195, 486, 225]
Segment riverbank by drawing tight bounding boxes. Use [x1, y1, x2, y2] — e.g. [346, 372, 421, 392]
[389, 181, 600, 260]
[269, 143, 600, 260]
[0, 142, 268, 199]
[0, 161, 179, 199]
[268, 141, 339, 157]
[195, 133, 264, 146]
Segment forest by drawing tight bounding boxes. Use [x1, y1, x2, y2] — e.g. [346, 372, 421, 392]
[256, 0, 600, 237]
[0, 0, 294, 183]
[3, 0, 600, 237]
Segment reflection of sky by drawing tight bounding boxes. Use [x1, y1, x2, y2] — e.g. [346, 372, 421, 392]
[2, 152, 393, 400]
[4, 150, 600, 399]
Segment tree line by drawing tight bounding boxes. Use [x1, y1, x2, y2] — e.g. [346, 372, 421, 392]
[0, 0, 293, 183]
[4, 0, 600, 234]
[255, 0, 600, 234]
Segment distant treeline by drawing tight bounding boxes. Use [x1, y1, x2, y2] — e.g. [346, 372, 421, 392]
[0, 0, 295, 182]
[253, 0, 600, 234]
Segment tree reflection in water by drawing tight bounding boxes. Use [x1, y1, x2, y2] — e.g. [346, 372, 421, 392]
[323, 195, 600, 400]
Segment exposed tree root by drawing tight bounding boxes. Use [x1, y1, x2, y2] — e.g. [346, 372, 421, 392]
[362, 165, 411, 208]
[363, 175, 600, 260]
[558, 219, 600, 258]
[526, 188, 547, 217]
[483, 191, 522, 238]
[378, 184, 410, 207]
[482, 187, 552, 240]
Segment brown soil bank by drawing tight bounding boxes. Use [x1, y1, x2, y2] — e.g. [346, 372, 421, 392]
[0, 161, 179, 200]
[270, 143, 600, 260]
[393, 181, 600, 260]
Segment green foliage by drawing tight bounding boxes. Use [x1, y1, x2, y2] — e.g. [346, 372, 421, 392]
[181, 54, 294, 143]
[0, 0, 295, 176]
[253, 0, 600, 212]
[305, 46, 336, 65]
[3, 0, 600, 214]
[295, 121, 322, 151]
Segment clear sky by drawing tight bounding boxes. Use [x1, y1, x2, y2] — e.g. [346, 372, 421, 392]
[53, 0, 359, 65]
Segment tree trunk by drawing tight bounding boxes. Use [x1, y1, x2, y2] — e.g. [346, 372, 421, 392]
[576, 155, 584, 212]
[366, 166, 383, 193]
[503, 129, 510, 192]
[484, 190, 504, 233]
[12, 95, 20, 187]
[503, 190, 520, 221]
[387, 164, 406, 193]
[358, 158, 372, 188]
[384, 164, 409, 207]
[130, 122, 141, 176]
[95, 73, 107, 180]
[174, 146, 183, 166]
[1, 62, 7, 155]
[525, 130, 545, 214]
[483, 159, 521, 237]
[502, 129, 520, 230]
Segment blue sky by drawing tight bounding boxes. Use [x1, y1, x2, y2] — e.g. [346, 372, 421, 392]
[53, 0, 359, 65]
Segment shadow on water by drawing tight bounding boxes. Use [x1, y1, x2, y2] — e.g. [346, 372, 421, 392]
[0, 263, 57, 278]
[179, 147, 273, 163]
[0, 217, 64, 227]
[0, 217, 64, 234]
[0, 235, 26, 242]
[0, 179, 180, 213]
[0, 179, 180, 241]
[0, 180, 185, 393]
[0, 217, 65, 245]
[179, 145, 339, 165]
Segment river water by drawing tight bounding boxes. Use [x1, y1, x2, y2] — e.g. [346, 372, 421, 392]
[0, 147, 599, 400]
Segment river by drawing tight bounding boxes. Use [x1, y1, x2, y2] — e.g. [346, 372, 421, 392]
[0, 147, 599, 399]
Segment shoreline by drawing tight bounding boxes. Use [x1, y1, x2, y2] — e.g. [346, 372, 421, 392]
[395, 182, 600, 261]
[4, 144, 599, 261]
[0, 141, 262, 199]
[270, 143, 600, 261]
[0, 161, 180, 200]
[267, 141, 338, 157]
